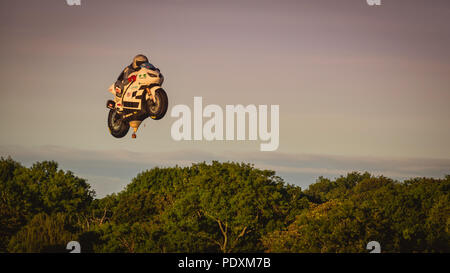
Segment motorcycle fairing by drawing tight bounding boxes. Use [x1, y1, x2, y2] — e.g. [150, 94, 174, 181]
[111, 67, 163, 121]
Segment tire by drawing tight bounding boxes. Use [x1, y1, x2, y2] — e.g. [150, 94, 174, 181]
[107, 109, 130, 138]
[147, 88, 168, 120]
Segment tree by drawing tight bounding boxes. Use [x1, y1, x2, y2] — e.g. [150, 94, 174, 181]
[0, 158, 95, 252]
[262, 174, 450, 253]
[7, 213, 77, 253]
[2, 157, 448, 253]
[0, 157, 27, 251]
[93, 162, 305, 253]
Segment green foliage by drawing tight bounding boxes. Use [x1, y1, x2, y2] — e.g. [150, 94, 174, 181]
[7, 213, 78, 253]
[0, 157, 94, 252]
[90, 162, 305, 253]
[262, 174, 450, 253]
[0, 157, 448, 253]
[0, 157, 27, 251]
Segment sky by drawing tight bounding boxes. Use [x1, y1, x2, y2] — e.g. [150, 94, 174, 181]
[0, 0, 449, 197]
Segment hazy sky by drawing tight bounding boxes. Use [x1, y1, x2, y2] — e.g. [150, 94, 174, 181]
[0, 0, 449, 197]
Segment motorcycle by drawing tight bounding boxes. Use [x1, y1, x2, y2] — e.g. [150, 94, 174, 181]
[106, 63, 168, 138]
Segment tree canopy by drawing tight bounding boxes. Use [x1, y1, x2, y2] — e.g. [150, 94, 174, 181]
[0, 157, 448, 253]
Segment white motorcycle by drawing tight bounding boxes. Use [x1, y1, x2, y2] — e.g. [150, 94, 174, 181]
[106, 63, 168, 138]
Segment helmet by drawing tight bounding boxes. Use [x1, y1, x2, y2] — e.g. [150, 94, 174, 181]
[140, 62, 157, 70]
[132, 54, 149, 69]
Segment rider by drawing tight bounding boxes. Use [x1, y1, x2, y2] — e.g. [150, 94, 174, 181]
[114, 54, 159, 96]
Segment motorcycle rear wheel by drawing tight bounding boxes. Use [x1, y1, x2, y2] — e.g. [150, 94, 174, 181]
[108, 109, 130, 138]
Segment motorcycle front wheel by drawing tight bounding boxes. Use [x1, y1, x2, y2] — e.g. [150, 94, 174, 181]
[107, 109, 130, 138]
[147, 88, 168, 120]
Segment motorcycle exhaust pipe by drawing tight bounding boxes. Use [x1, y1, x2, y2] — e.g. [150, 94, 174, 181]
[129, 120, 142, 139]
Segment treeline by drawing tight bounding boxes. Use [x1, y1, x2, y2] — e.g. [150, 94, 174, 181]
[0, 157, 448, 253]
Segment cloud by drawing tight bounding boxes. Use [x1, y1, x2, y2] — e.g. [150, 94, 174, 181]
[1, 145, 449, 197]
